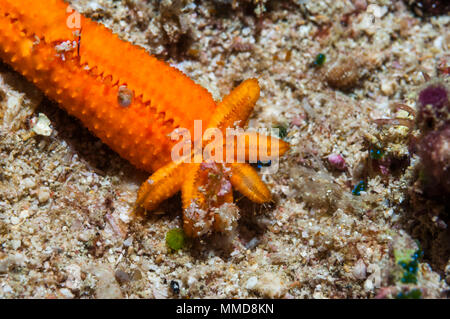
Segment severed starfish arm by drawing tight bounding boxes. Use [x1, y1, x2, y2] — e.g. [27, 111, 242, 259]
[136, 79, 289, 237]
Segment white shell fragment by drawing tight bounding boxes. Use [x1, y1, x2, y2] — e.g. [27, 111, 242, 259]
[32, 113, 52, 136]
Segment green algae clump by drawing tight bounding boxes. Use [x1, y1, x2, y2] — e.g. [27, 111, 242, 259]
[166, 228, 186, 251]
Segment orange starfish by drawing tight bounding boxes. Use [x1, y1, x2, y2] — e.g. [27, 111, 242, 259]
[0, 0, 289, 237]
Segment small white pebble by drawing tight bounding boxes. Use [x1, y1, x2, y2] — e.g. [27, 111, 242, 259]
[37, 187, 50, 203]
[11, 240, 21, 250]
[2, 285, 13, 294]
[187, 276, 197, 286]
[22, 177, 36, 189]
[367, 4, 387, 18]
[381, 80, 396, 96]
[10, 216, 20, 225]
[364, 278, 374, 291]
[32, 113, 52, 136]
[59, 288, 74, 299]
[87, 2, 103, 11]
[123, 237, 133, 247]
[353, 259, 367, 280]
[119, 211, 131, 223]
[433, 36, 443, 50]
[185, 3, 196, 10]
[19, 210, 29, 219]
[6, 96, 19, 111]
[245, 276, 258, 289]
[242, 27, 251, 36]
[78, 232, 90, 242]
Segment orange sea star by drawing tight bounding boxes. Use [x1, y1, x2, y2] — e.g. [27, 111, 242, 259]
[0, 0, 289, 237]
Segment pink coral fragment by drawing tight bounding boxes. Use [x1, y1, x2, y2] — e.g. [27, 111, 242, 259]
[328, 154, 346, 170]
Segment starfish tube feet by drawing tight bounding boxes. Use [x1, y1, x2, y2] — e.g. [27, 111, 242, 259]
[228, 162, 271, 204]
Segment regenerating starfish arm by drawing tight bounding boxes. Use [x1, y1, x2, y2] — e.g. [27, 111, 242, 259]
[0, 0, 289, 238]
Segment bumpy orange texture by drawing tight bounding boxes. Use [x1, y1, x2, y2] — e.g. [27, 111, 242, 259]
[0, 0, 291, 238]
[0, 0, 216, 172]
